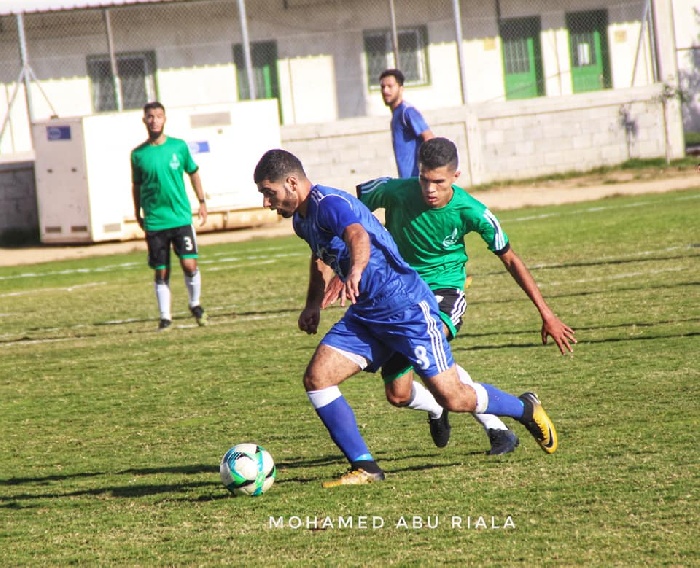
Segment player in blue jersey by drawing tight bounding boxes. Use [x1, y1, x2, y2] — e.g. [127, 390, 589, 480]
[254, 148, 559, 487]
[324, 137, 575, 456]
[380, 69, 434, 178]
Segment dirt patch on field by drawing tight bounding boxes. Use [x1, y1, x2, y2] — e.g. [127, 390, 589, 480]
[1, 169, 697, 267]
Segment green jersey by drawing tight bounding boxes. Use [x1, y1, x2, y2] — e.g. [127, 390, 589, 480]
[357, 177, 509, 290]
[131, 136, 199, 231]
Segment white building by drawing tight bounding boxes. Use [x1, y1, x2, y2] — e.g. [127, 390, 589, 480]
[0, 0, 695, 241]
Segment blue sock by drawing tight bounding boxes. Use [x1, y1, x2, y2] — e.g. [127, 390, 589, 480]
[482, 383, 525, 419]
[314, 395, 374, 464]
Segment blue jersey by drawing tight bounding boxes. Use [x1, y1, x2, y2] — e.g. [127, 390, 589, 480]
[294, 184, 454, 379]
[391, 101, 430, 178]
[293, 184, 426, 316]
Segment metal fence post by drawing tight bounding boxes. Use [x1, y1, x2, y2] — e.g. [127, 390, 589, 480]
[237, 0, 256, 100]
[103, 9, 123, 112]
[452, 0, 468, 104]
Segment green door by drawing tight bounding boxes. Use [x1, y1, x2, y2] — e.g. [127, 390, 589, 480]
[567, 10, 611, 93]
[233, 41, 280, 117]
[500, 17, 544, 100]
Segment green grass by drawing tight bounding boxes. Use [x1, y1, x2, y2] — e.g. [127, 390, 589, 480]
[1, 189, 699, 566]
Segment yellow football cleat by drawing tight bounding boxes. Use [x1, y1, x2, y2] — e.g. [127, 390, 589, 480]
[322, 468, 385, 488]
[518, 392, 558, 454]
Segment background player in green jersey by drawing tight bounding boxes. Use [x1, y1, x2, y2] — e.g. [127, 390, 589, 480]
[131, 101, 209, 331]
[324, 137, 575, 454]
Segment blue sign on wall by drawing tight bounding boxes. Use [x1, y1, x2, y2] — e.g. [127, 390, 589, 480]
[46, 125, 71, 141]
[188, 141, 210, 154]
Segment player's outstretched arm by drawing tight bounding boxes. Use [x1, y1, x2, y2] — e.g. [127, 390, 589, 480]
[498, 247, 577, 355]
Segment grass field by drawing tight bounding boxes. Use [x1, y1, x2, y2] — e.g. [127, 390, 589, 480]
[1, 188, 698, 566]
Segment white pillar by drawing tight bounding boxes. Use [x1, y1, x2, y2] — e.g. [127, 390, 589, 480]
[652, 0, 685, 159]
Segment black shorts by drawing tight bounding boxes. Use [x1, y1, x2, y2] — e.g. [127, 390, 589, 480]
[381, 287, 467, 382]
[146, 225, 199, 269]
[433, 287, 467, 340]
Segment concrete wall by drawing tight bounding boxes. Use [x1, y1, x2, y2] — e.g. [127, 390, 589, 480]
[281, 84, 683, 191]
[472, 84, 680, 182]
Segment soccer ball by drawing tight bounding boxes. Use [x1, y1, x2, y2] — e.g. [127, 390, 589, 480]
[220, 443, 276, 496]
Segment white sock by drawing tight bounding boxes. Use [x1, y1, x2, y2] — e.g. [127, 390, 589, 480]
[456, 365, 508, 429]
[407, 381, 444, 420]
[307, 386, 342, 409]
[456, 364, 473, 384]
[184, 270, 201, 308]
[471, 382, 489, 414]
[472, 412, 509, 432]
[155, 282, 171, 320]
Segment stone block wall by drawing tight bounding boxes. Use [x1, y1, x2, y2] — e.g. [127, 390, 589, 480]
[281, 84, 683, 191]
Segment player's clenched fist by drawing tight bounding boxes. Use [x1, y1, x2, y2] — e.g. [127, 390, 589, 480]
[298, 307, 320, 334]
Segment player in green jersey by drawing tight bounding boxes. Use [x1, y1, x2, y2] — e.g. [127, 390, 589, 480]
[131, 101, 209, 331]
[324, 137, 575, 454]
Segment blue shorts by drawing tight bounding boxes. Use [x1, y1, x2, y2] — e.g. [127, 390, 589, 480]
[320, 298, 454, 380]
[381, 287, 466, 382]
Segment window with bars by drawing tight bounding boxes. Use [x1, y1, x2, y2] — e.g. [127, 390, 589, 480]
[503, 37, 531, 74]
[566, 10, 610, 92]
[87, 52, 157, 113]
[570, 31, 597, 67]
[499, 17, 544, 99]
[364, 27, 429, 88]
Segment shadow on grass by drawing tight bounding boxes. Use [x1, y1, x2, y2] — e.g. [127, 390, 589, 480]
[519, 251, 699, 272]
[0, 481, 224, 506]
[0, 449, 490, 505]
[469, 250, 699, 281]
[451, 316, 700, 352]
[468, 279, 699, 306]
[0, 306, 302, 346]
[4, 275, 697, 345]
[0, 456, 339, 504]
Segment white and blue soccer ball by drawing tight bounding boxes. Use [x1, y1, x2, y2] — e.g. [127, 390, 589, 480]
[220, 443, 276, 496]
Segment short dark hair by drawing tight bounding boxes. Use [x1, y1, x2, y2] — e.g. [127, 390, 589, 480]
[419, 137, 459, 171]
[143, 101, 165, 113]
[254, 149, 306, 184]
[379, 68, 404, 86]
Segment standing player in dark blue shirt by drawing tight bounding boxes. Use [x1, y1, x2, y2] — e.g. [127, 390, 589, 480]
[380, 68, 434, 178]
[254, 149, 558, 487]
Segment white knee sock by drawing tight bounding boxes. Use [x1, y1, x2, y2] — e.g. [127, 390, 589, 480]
[184, 270, 201, 307]
[457, 365, 509, 431]
[456, 364, 474, 384]
[407, 381, 444, 420]
[472, 411, 509, 432]
[155, 282, 171, 320]
[307, 386, 342, 409]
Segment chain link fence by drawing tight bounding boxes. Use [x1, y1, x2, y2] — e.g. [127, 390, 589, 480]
[0, 0, 676, 155]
